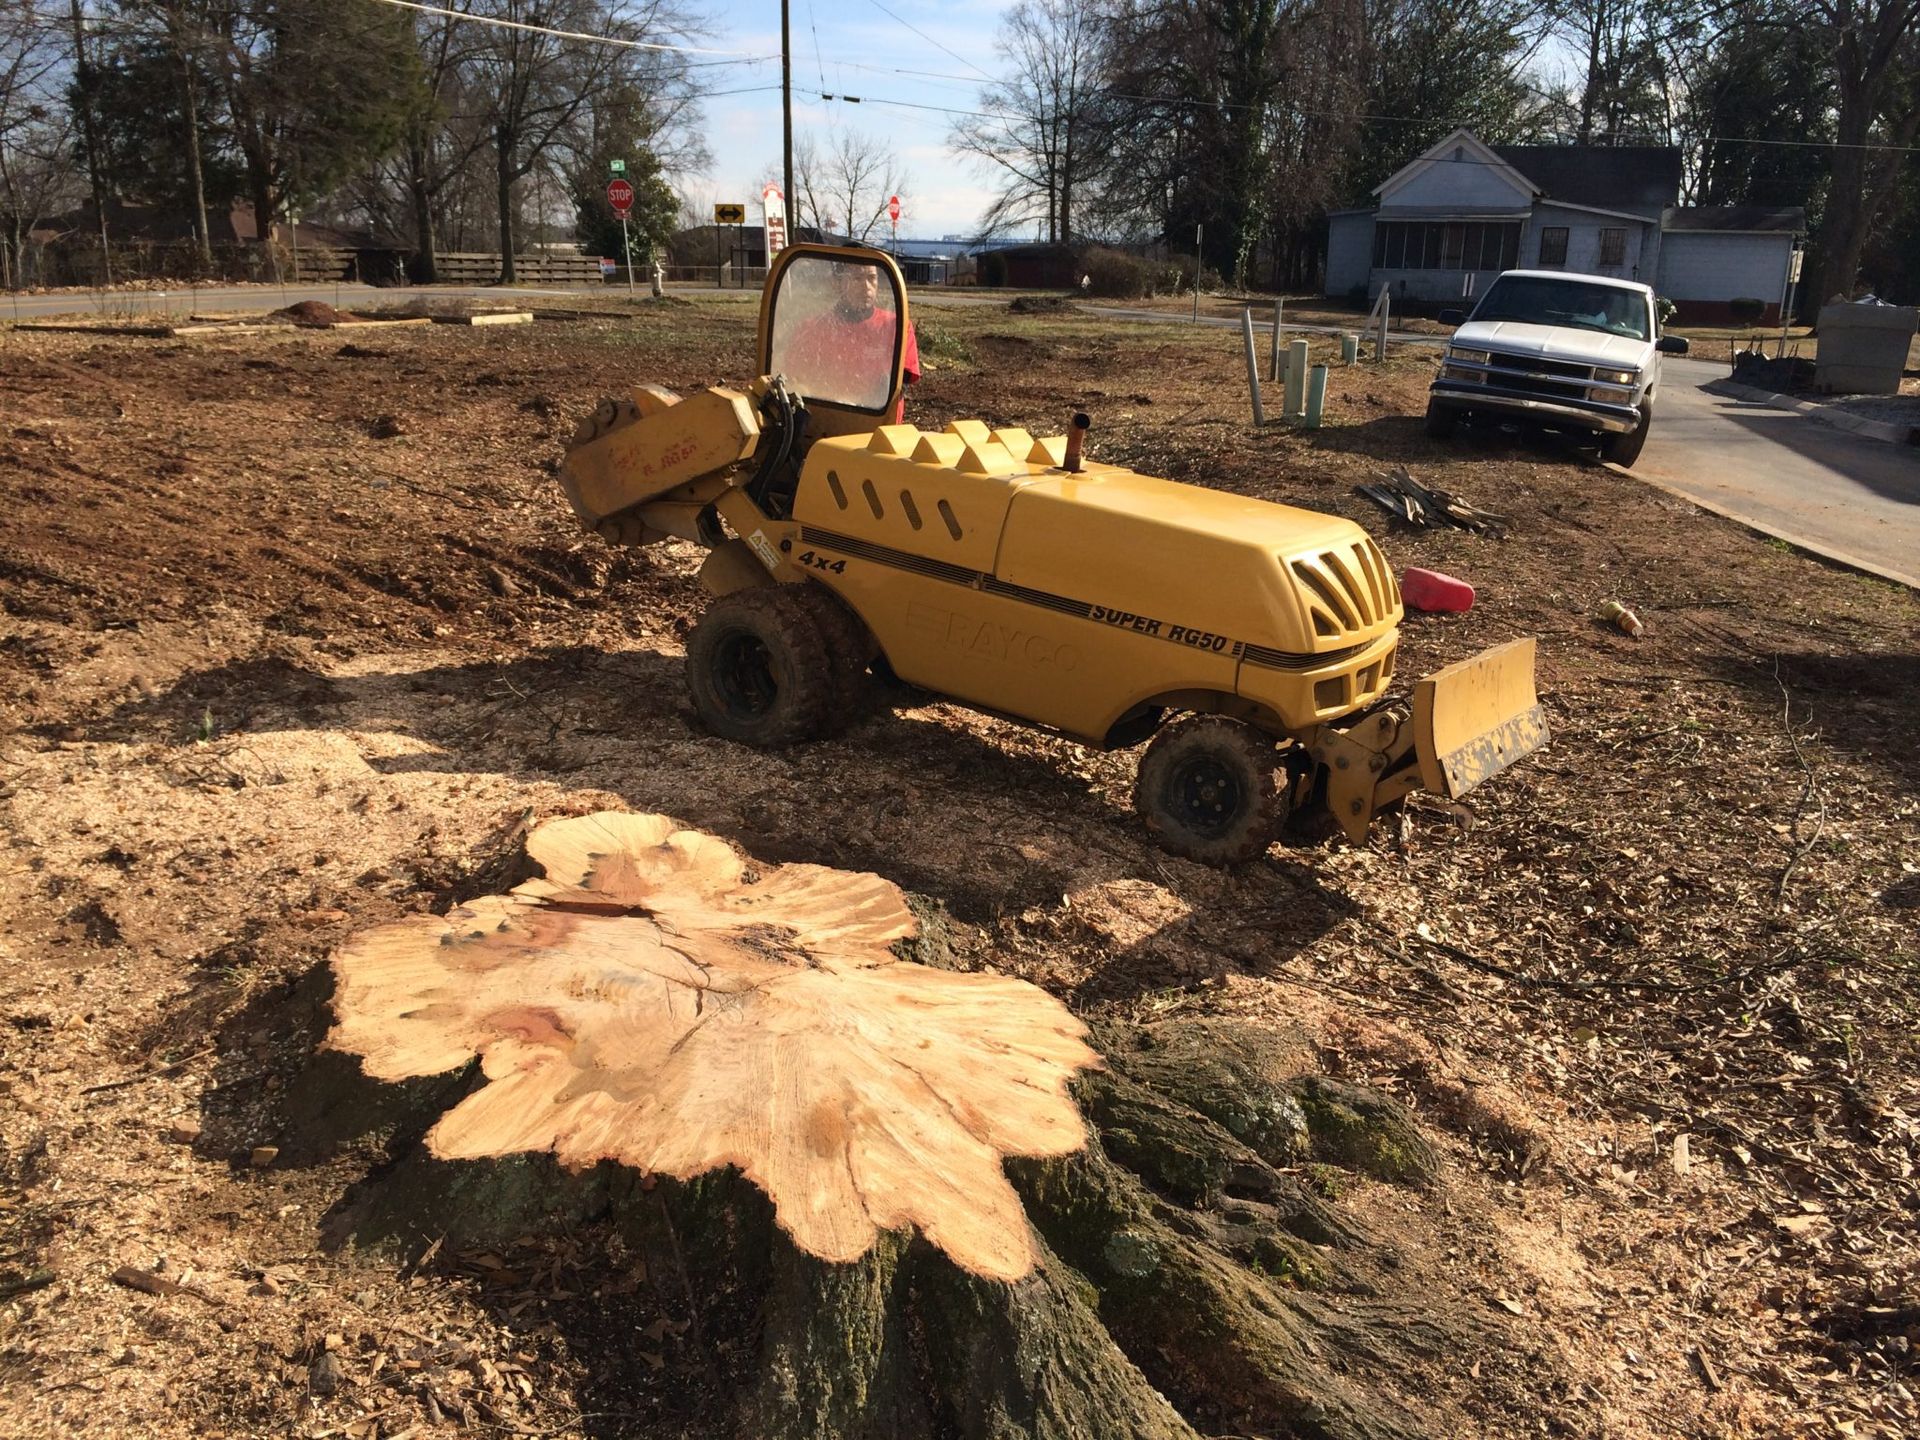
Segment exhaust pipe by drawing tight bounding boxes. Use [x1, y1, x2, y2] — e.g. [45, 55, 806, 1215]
[1064, 412, 1090, 472]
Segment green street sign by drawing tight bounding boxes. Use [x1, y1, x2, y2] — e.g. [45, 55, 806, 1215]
[608, 159, 627, 175]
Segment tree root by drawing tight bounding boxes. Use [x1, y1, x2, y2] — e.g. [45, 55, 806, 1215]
[303, 999, 1491, 1439]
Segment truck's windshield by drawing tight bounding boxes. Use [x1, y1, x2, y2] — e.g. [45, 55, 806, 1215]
[1469, 276, 1650, 340]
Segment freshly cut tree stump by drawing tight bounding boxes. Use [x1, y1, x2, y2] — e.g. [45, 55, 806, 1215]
[321, 815, 1511, 1440]
[328, 812, 1099, 1281]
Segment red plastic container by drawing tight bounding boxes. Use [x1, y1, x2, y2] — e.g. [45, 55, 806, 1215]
[1400, 567, 1475, 613]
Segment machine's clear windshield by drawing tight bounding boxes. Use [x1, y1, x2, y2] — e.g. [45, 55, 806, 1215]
[768, 255, 901, 412]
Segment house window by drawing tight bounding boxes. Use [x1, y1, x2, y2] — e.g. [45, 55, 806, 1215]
[1372, 221, 1521, 272]
[1539, 227, 1569, 267]
[1599, 228, 1627, 266]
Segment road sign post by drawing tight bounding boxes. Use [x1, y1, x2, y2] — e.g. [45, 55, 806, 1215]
[607, 179, 636, 295]
[714, 204, 746, 287]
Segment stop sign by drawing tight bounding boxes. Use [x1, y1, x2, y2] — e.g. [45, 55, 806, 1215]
[887, 194, 900, 222]
[606, 179, 635, 217]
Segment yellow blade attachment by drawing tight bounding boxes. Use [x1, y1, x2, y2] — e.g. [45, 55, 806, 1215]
[1410, 637, 1547, 800]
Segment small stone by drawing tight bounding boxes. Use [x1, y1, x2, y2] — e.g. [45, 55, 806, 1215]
[308, 1350, 342, 1397]
[165, 1119, 201, 1145]
[249, 1146, 279, 1168]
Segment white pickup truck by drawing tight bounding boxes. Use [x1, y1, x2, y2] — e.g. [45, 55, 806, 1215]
[1426, 270, 1690, 467]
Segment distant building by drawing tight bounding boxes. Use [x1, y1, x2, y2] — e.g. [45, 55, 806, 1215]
[28, 200, 409, 284]
[978, 242, 1083, 289]
[665, 225, 966, 284]
[1325, 128, 1805, 324]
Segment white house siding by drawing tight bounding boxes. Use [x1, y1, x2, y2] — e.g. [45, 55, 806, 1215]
[1383, 153, 1532, 211]
[1325, 212, 1374, 298]
[1526, 203, 1655, 284]
[1656, 232, 1792, 320]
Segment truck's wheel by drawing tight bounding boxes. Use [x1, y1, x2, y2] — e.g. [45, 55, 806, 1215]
[685, 588, 833, 746]
[1601, 399, 1652, 467]
[1424, 399, 1459, 439]
[1133, 717, 1285, 865]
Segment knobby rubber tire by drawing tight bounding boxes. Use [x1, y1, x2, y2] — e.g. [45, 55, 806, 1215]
[785, 583, 873, 738]
[1133, 716, 1285, 865]
[685, 587, 834, 747]
[1601, 397, 1652, 467]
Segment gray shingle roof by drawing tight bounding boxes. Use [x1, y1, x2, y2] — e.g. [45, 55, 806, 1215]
[1492, 145, 1682, 214]
[1662, 205, 1805, 233]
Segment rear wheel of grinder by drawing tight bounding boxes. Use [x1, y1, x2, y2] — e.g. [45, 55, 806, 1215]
[685, 588, 833, 746]
[1134, 716, 1285, 865]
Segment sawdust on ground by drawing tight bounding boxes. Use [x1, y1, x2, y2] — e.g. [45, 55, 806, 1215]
[2, 302, 1917, 1439]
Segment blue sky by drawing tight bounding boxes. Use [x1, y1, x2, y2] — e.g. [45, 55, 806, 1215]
[681, 0, 1022, 238]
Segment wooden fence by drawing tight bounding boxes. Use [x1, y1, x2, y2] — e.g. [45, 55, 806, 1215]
[431, 252, 606, 284]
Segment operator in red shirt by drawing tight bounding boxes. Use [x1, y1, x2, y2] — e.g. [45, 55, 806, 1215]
[782, 259, 921, 422]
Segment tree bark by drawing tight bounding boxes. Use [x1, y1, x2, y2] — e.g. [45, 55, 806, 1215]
[305, 998, 1491, 1440]
[178, 52, 212, 271]
[1808, 3, 1920, 305]
[66, 0, 113, 284]
[496, 121, 517, 285]
[249, 164, 277, 270]
[407, 146, 438, 284]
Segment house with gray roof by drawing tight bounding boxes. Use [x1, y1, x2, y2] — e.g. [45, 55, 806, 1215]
[1325, 129, 1805, 323]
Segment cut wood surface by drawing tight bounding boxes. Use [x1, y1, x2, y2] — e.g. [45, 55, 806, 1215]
[327, 812, 1099, 1280]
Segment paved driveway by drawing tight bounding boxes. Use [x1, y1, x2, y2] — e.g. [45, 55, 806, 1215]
[1631, 358, 1920, 588]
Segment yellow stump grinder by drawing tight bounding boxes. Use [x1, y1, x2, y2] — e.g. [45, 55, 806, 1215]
[557, 244, 1547, 863]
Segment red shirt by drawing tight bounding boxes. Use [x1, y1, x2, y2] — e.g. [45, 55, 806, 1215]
[784, 309, 921, 422]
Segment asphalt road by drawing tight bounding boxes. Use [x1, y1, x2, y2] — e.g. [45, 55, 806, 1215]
[0, 280, 1126, 319]
[1630, 358, 1920, 589]
[1, 280, 608, 321]
[8, 283, 1913, 588]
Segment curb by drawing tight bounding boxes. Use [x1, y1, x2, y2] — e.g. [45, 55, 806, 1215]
[1705, 378, 1919, 447]
[1620, 469, 1920, 592]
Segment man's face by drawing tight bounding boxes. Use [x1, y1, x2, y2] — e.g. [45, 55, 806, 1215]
[833, 264, 879, 319]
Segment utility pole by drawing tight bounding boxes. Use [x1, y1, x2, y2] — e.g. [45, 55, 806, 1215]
[66, 0, 113, 286]
[782, 0, 794, 242]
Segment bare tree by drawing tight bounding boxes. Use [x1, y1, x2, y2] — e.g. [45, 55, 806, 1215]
[381, 2, 485, 280]
[1794, 0, 1920, 302]
[0, 3, 80, 289]
[793, 129, 905, 242]
[212, 0, 423, 252]
[1549, 0, 1673, 145]
[105, 0, 225, 269]
[469, 0, 700, 282]
[951, 0, 1103, 242]
[1097, 0, 1333, 284]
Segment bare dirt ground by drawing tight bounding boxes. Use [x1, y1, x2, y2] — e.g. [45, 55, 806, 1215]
[3, 298, 1918, 1439]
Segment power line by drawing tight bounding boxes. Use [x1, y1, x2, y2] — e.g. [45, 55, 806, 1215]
[368, 0, 768, 59]
[805, 0, 827, 93]
[58, 0, 1920, 161]
[804, 80, 1920, 156]
[859, 0, 997, 84]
